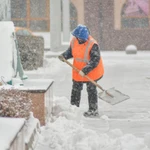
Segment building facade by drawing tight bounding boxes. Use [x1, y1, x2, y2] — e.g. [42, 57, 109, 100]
[11, 0, 50, 31]
[84, 0, 150, 50]
[2, 0, 149, 50]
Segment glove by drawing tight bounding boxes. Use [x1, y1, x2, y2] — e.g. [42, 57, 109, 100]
[58, 55, 65, 62]
[79, 70, 85, 77]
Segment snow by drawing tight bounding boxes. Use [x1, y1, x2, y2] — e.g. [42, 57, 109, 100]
[24, 51, 150, 150]
[0, 21, 17, 82]
[126, 45, 137, 54]
[24, 112, 41, 149]
[33, 32, 72, 50]
[34, 32, 50, 49]
[34, 96, 150, 150]
[126, 45, 137, 51]
[0, 118, 25, 150]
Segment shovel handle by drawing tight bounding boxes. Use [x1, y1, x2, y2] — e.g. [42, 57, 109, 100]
[63, 58, 105, 91]
[63, 58, 114, 98]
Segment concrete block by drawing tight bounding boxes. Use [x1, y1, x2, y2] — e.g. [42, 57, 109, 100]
[18, 79, 54, 125]
[125, 45, 137, 54]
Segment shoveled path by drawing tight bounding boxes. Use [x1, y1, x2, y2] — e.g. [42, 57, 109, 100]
[26, 51, 150, 137]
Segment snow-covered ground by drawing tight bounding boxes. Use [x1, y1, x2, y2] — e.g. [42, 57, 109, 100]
[26, 51, 150, 150]
[24, 51, 150, 150]
[1, 21, 149, 149]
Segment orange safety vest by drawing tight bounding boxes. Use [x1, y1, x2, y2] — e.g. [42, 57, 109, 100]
[71, 35, 104, 82]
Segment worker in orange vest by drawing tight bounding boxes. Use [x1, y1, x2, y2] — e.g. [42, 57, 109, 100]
[58, 24, 104, 117]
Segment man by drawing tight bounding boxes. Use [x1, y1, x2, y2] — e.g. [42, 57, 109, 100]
[58, 24, 104, 117]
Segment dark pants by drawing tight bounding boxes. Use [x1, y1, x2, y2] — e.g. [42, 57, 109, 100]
[71, 80, 98, 111]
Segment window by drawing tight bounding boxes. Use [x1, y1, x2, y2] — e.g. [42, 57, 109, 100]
[114, 0, 149, 30]
[11, 0, 50, 31]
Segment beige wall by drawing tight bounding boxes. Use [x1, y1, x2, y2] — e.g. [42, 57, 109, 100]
[114, 0, 126, 30]
[84, 0, 101, 45]
[71, 0, 84, 24]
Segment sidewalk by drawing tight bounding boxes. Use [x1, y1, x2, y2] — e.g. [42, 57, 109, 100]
[26, 51, 150, 114]
[25, 51, 150, 137]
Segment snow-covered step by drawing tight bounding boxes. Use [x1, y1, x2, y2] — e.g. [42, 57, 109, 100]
[0, 118, 25, 150]
[0, 116, 41, 150]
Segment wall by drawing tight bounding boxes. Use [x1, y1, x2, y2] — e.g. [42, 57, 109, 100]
[85, 0, 150, 50]
[84, 0, 101, 47]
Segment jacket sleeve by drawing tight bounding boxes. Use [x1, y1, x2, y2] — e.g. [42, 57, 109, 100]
[82, 43, 100, 75]
[61, 46, 73, 59]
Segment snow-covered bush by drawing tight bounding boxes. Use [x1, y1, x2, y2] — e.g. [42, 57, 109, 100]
[0, 88, 32, 118]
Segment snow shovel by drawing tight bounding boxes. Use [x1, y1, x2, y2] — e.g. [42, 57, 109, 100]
[63, 58, 130, 105]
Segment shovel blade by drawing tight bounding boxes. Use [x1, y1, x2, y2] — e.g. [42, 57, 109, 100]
[98, 87, 130, 105]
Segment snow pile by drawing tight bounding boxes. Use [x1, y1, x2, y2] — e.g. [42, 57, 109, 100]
[0, 21, 17, 82]
[24, 112, 41, 149]
[35, 96, 150, 150]
[144, 133, 150, 149]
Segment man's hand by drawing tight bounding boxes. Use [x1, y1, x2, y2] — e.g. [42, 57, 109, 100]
[79, 70, 85, 77]
[58, 55, 65, 62]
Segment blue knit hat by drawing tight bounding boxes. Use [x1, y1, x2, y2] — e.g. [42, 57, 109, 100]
[72, 24, 89, 41]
